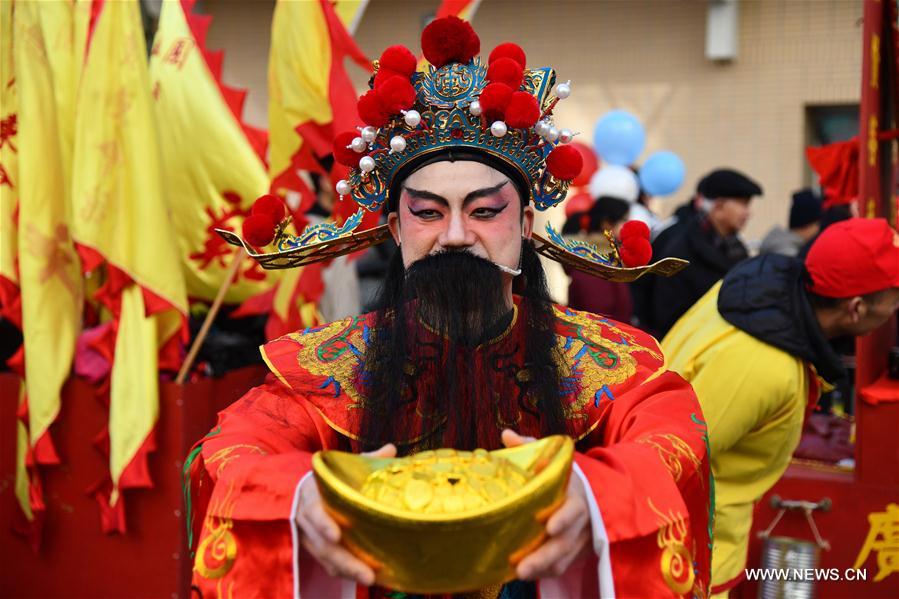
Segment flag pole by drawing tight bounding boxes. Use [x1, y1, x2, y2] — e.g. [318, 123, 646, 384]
[175, 248, 245, 384]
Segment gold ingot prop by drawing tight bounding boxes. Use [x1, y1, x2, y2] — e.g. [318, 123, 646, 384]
[312, 436, 574, 594]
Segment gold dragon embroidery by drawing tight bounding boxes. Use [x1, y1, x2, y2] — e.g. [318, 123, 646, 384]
[648, 498, 695, 595]
[194, 481, 238, 583]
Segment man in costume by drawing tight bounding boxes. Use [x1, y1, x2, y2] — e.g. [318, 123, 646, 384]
[662, 218, 899, 596]
[187, 17, 712, 598]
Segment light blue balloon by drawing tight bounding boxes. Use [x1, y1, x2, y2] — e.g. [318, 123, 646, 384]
[638, 151, 685, 197]
[592, 110, 646, 166]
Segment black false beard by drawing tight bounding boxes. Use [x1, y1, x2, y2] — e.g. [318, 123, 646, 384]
[358, 243, 570, 453]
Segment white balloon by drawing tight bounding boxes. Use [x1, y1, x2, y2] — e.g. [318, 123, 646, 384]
[588, 165, 640, 203]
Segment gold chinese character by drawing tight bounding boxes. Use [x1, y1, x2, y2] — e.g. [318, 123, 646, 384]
[853, 503, 899, 582]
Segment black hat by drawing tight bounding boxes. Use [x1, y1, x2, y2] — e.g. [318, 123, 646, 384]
[697, 168, 763, 200]
[789, 188, 822, 229]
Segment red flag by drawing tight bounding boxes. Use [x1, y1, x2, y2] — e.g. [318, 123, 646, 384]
[806, 139, 859, 208]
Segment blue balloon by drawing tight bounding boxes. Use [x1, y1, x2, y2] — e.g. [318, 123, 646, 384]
[638, 151, 685, 197]
[593, 110, 645, 166]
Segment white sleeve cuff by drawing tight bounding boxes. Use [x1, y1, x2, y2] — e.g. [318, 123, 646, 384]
[290, 472, 356, 599]
[573, 461, 616, 598]
[291, 471, 313, 599]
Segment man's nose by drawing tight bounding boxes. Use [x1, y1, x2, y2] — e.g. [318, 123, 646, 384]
[438, 211, 476, 248]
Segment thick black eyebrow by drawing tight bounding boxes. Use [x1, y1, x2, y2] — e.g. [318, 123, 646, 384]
[403, 180, 509, 207]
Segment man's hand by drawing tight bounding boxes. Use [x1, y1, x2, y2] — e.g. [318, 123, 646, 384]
[294, 443, 397, 585]
[501, 429, 592, 580]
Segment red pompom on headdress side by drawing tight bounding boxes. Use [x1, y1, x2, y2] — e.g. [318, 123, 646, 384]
[242, 213, 277, 247]
[488, 42, 527, 69]
[358, 90, 390, 127]
[251, 193, 286, 223]
[478, 82, 514, 122]
[486, 57, 524, 90]
[379, 45, 417, 76]
[619, 236, 652, 267]
[373, 67, 403, 89]
[421, 16, 480, 68]
[378, 76, 416, 113]
[505, 91, 540, 129]
[333, 131, 364, 167]
[545, 144, 583, 181]
[619, 220, 650, 243]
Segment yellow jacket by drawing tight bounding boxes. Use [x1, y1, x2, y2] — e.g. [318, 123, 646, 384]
[662, 282, 818, 591]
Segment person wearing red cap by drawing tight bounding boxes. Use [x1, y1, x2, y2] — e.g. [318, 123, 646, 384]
[660, 217, 899, 596]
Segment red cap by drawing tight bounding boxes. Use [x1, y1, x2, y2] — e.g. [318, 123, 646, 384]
[805, 218, 899, 297]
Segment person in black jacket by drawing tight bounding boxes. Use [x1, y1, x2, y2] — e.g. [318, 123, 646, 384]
[638, 168, 763, 337]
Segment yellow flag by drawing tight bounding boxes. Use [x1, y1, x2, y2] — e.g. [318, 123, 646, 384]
[12, 0, 84, 527]
[71, 0, 187, 528]
[72, 1, 186, 311]
[334, 0, 369, 35]
[265, 0, 370, 335]
[150, 0, 282, 303]
[32, 0, 83, 194]
[268, 0, 369, 199]
[1, 0, 24, 525]
[1, 0, 19, 310]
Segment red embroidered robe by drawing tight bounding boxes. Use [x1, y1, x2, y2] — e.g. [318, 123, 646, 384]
[186, 300, 712, 598]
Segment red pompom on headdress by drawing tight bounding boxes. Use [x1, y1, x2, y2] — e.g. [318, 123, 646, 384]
[378, 76, 416, 113]
[421, 16, 480, 68]
[504, 91, 540, 129]
[545, 144, 583, 181]
[242, 213, 277, 247]
[619, 220, 650, 243]
[379, 45, 417, 76]
[486, 57, 524, 90]
[619, 236, 652, 267]
[488, 42, 526, 69]
[478, 82, 514, 122]
[333, 131, 364, 167]
[358, 90, 390, 127]
[373, 67, 403, 89]
[251, 193, 286, 223]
